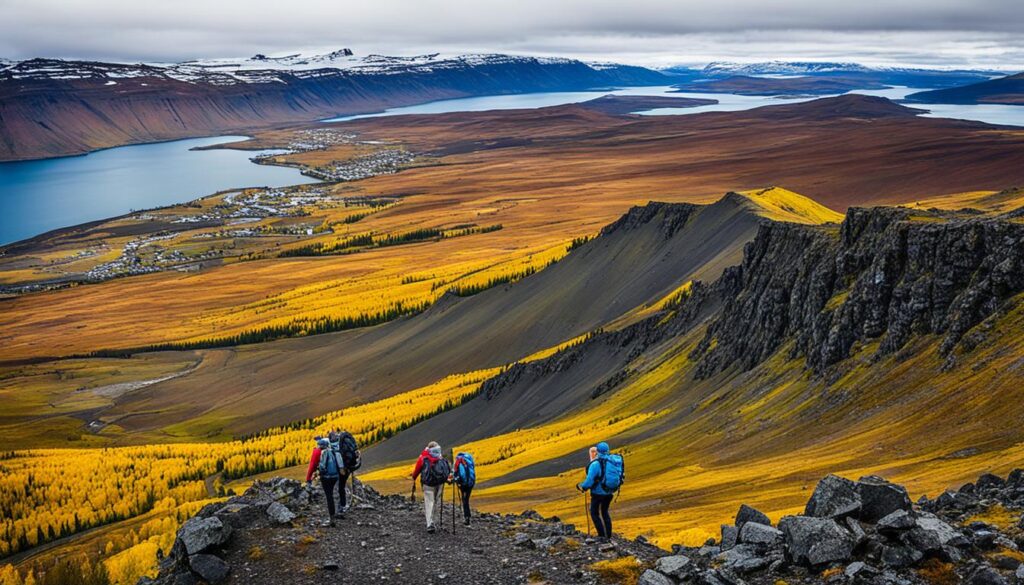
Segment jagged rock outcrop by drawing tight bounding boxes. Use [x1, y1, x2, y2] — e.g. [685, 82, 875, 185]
[691, 207, 1024, 378]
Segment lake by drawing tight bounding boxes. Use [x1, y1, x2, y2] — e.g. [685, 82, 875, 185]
[0, 137, 312, 245]
[4, 86, 1023, 245]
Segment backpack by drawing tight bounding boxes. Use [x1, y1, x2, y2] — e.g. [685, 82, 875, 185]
[454, 453, 476, 488]
[338, 432, 361, 471]
[421, 456, 451, 487]
[599, 454, 625, 492]
[318, 447, 342, 478]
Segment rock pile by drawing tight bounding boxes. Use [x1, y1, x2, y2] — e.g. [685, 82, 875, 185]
[143, 471, 1023, 585]
[638, 471, 1024, 585]
[144, 478, 311, 585]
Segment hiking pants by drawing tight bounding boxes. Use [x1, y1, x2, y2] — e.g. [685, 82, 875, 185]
[423, 484, 444, 528]
[337, 472, 348, 509]
[320, 475, 339, 517]
[590, 493, 613, 537]
[459, 485, 472, 523]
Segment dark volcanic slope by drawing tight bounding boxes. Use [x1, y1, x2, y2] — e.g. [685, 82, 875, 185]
[105, 197, 762, 435]
[673, 75, 888, 95]
[906, 72, 1024, 105]
[0, 56, 666, 161]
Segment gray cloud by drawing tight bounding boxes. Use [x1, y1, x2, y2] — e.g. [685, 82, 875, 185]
[1, 0, 1022, 69]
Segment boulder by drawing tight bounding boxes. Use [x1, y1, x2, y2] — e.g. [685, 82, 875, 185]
[779, 516, 856, 566]
[718, 544, 771, 573]
[844, 561, 879, 579]
[974, 530, 1000, 550]
[976, 473, 1006, 491]
[735, 504, 771, 529]
[856, 477, 912, 523]
[265, 501, 296, 524]
[213, 503, 266, 530]
[1008, 469, 1023, 486]
[877, 510, 916, 533]
[1015, 564, 1024, 582]
[805, 475, 862, 519]
[913, 513, 969, 548]
[655, 555, 694, 579]
[721, 524, 739, 551]
[844, 517, 867, 545]
[880, 544, 924, 569]
[968, 565, 1009, 585]
[638, 569, 676, 585]
[176, 517, 232, 555]
[739, 522, 783, 546]
[188, 554, 230, 584]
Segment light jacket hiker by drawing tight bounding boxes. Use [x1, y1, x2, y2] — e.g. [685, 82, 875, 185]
[577, 441, 625, 538]
[307, 437, 346, 525]
[411, 441, 450, 533]
[450, 452, 476, 526]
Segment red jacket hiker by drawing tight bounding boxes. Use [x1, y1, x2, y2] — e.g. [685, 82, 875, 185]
[305, 445, 323, 483]
[411, 447, 439, 482]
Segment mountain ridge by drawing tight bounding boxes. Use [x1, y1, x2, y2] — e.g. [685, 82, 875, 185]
[0, 52, 667, 161]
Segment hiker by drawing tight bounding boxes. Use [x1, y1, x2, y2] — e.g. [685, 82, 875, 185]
[450, 451, 476, 526]
[589, 446, 598, 462]
[577, 441, 624, 539]
[306, 436, 345, 525]
[411, 441, 450, 533]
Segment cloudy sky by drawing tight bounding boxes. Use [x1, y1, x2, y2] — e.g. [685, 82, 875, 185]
[1, 0, 1022, 70]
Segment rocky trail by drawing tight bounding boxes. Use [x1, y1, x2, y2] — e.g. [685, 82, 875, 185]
[148, 471, 1024, 585]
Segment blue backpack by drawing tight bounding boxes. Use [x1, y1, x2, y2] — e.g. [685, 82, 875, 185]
[454, 453, 476, 488]
[599, 454, 625, 492]
[318, 446, 342, 478]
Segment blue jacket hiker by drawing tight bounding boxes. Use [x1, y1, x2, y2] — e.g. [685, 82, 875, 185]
[577, 441, 625, 539]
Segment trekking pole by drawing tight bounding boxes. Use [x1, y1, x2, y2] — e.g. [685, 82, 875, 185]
[452, 449, 457, 535]
[584, 490, 591, 536]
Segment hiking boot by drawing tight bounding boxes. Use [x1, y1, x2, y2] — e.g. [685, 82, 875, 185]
[334, 511, 346, 520]
[427, 525, 436, 534]
[463, 519, 471, 527]
[326, 518, 336, 527]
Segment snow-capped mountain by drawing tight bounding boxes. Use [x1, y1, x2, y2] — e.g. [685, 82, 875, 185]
[702, 61, 872, 76]
[0, 49, 667, 160]
[0, 50, 601, 86]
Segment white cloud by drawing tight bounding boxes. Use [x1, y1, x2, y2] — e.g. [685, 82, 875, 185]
[0, 0, 1021, 70]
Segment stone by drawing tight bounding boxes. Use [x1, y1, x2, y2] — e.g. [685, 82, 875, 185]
[975, 530, 1000, 550]
[176, 516, 232, 555]
[844, 517, 867, 545]
[739, 522, 783, 546]
[908, 513, 968, 550]
[265, 501, 296, 524]
[805, 475, 862, 519]
[976, 473, 1006, 491]
[844, 561, 879, 578]
[735, 504, 772, 529]
[512, 533, 535, 549]
[697, 545, 722, 558]
[968, 565, 1009, 585]
[856, 477, 913, 523]
[188, 554, 230, 584]
[638, 569, 676, 585]
[960, 483, 976, 495]
[535, 535, 564, 549]
[1015, 564, 1024, 582]
[721, 524, 739, 551]
[655, 555, 694, 579]
[877, 510, 916, 533]
[992, 554, 1022, 571]
[213, 503, 266, 530]
[880, 544, 924, 569]
[718, 544, 771, 573]
[779, 516, 856, 566]
[598, 542, 617, 553]
[1008, 469, 1023, 486]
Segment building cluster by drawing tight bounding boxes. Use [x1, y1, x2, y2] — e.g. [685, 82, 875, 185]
[303, 148, 417, 181]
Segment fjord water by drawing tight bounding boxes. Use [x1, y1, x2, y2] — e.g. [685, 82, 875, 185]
[4, 87, 1023, 246]
[0, 137, 310, 245]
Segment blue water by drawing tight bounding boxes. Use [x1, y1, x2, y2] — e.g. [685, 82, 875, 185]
[0, 136, 311, 245]
[4, 85, 1023, 246]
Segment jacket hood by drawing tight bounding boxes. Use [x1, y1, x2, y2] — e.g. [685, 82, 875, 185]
[596, 442, 610, 455]
[317, 438, 330, 450]
[428, 446, 443, 459]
